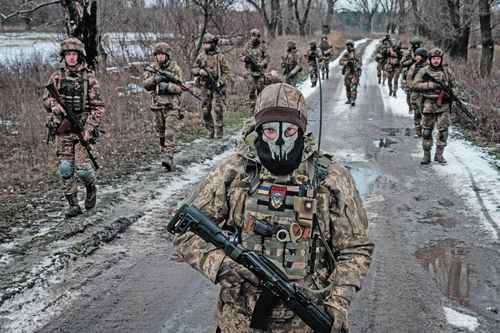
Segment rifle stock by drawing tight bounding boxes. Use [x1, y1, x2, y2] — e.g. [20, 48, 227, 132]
[144, 65, 203, 101]
[46, 83, 99, 170]
[168, 204, 333, 333]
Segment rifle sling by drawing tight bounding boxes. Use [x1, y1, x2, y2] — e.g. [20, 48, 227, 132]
[250, 289, 280, 330]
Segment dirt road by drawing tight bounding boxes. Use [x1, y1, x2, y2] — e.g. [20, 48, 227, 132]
[1, 40, 499, 333]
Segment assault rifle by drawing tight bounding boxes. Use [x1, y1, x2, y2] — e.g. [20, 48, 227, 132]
[204, 71, 225, 97]
[46, 83, 99, 170]
[422, 72, 477, 123]
[167, 204, 333, 333]
[144, 65, 202, 101]
[244, 54, 265, 74]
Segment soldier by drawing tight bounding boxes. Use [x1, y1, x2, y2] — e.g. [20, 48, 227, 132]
[318, 35, 334, 79]
[401, 36, 423, 106]
[42, 37, 105, 218]
[281, 40, 302, 87]
[375, 35, 392, 85]
[192, 33, 229, 139]
[174, 83, 374, 333]
[405, 47, 428, 138]
[384, 41, 403, 97]
[412, 48, 455, 165]
[339, 40, 362, 106]
[241, 29, 270, 109]
[305, 41, 320, 87]
[143, 42, 183, 171]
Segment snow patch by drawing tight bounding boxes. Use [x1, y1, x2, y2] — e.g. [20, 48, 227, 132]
[433, 129, 500, 239]
[444, 306, 479, 331]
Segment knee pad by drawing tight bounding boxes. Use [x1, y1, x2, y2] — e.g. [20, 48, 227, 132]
[438, 129, 449, 142]
[422, 128, 433, 140]
[58, 160, 74, 179]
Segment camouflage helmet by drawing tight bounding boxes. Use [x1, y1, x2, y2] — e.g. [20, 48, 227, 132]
[410, 36, 423, 47]
[60, 37, 86, 57]
[309, 40, 317, 47]
[385, 34, 391, 39]
[203, 32, 218, 44]
[345, 39, 354, 47]
[429, 47, 444, 58]
[414, 47, 428, 58]
[287, 40, 296, 49]
[250, 28, 261, 38]
[255, 83, 307, 132]
[321, 35, 328, 41]
[153, 42, 172, 56]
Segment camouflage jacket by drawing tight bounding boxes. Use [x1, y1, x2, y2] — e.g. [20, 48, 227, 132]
[339, 49, 362, 76]
[412, 64, 455, 113]
[319, 41, 333, 61]
[374, 43, 387, 63]
[401, 49, 415, 69]
[305, 47, 321, 67]
[281, 50, 302, 78]
[405, 60, 427, 90]
[175, 132, 374, 331]
[193, 49, 230, 91]
[43, 63, 105, 135]
[241, 41, 269, 77]
[384, 47, 402, 70]
[143, 60, 183, 108]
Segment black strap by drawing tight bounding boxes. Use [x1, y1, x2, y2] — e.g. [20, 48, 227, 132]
[250, 289, 279, 330]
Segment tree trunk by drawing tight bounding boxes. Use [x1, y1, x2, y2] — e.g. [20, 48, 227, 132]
[478, 0, 494, 77]
[446, 0, 470, 59]
[270, 0, 281, 37]
[322, 0, 335, 34]
[398, 0, 406, 33]
[286, 0, 296, 34]
[294, 0, 313, 37]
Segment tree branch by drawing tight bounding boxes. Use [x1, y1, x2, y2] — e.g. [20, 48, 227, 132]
[0, 0, 62, 24]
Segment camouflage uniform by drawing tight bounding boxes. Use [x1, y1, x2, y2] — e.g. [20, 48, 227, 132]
[319, 37, 334, 80]
[384, 43, 403, 97]
[305, 41, 320, 87]
[405, 48, 428, 137]
[193, 33, 230, 139]
[401, 37, 423, 106]
[412, 48, 455, 164]
[339, 40, 362, 106]
[175, 83, 373, 333]
[281, 41, 302, 87]
[143, 42, 183, 170]
[375, 36, 391, 85]
[42, 38, 105, 218]
[241, 29, 270, 108]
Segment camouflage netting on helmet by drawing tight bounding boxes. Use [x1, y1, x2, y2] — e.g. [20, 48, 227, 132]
[254, 83, 307, 131]
[153, 42, 172, 55]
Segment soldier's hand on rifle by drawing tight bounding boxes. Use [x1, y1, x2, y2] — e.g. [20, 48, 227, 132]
[216, 257, 259, 287]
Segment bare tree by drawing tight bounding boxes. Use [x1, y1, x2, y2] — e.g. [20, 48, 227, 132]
[343, 0, 381, 32]
[322, 0, 339, 34]
[246, 0, 282, 38]
[379, 0, 398, 33]
[478, 0, 494, 76]
[294, 0, 314, 36]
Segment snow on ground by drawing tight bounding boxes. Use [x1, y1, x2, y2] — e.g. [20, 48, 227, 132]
[433, 128, 500, 239]
[444, 307, 479, 332]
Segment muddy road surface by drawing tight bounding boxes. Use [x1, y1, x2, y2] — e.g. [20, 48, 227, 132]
[1, 40, 499, 333]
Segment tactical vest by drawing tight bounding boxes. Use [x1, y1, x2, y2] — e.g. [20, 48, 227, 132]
[240, 159, 331, 281]
[58, 70, 88, 115]
[421, 67, 450, 99]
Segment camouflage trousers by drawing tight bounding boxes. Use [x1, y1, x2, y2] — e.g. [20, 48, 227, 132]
[309, 65, 319, 86]
[56, 133, 96, 196]
[422, 110, 450, 150]
[344, 73, 359, 101]
[410, 93, 423, 135]
[153, 105, 179, 157]
[201, 87, 226, 138]
[248, 75, 266, 102]
[376, 62, 384, 83]
[385, 68, 401, 93]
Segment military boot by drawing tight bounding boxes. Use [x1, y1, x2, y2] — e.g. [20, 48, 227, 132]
[345, 97, 351, 104]
[393, 90, 397, 98]
[414, 127, 422, 138]
[215, 126, 223, 139]
[84, 183, 97, 210]
[389, 87, 393, 96]
[420, 149, 431, 165]
[434, 146, 447, 165]
[162, 155, 175, 172]
[378, 76, 381, 84]
[65, 193, 82, 218]
[351, 99, 356, 107]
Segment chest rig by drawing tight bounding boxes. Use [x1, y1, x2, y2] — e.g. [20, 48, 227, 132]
[240, 158, 331, 281]
[58, 69, 88, 115]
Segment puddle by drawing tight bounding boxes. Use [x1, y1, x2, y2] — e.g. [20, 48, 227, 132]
[416, 239, 500, 316]
[348, 164, 382, 196]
